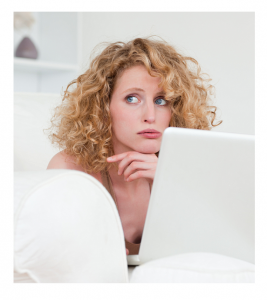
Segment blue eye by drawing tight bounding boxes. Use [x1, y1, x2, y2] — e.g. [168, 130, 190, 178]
[155, 98, 167, 105]
[126, 96, 167, 105]
[126, 96, 139, 103]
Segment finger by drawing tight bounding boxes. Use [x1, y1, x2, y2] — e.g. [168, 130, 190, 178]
[107, 152, 132, 162]
[126, 169, 154, 182]
[118, 153, 157, 175]
[123, 161, 154, 179]
[108, 152, 157, 164]
[126, 248, 129, 255]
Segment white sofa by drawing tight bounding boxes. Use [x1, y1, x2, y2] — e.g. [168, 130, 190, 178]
[14, 92, 255, 283]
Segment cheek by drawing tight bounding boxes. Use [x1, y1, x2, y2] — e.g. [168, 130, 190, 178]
[112, 110, 133, 125]
[160, 110, 172, 127]
[111, 107, 137, 135]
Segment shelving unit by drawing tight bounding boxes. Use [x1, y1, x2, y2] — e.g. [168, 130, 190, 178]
[14, 57, 79, 73]
[14, 12, 82, 93]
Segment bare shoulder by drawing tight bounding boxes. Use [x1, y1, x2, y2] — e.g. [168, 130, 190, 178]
[47, 150, 84, 171]
[47, 150, 102, 184]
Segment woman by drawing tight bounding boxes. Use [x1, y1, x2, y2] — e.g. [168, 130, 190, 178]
[47, 37, 222, 255]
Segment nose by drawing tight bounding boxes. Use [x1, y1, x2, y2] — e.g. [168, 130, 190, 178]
[143, 100, 156, 124]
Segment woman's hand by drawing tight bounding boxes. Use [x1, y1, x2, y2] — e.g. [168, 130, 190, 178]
[107, 151, 158, 184]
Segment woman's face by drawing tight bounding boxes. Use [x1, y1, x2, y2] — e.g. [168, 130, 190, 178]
[110, 64, 172, 155]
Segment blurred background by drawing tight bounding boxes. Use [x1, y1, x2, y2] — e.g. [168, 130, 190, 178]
[13, 12, 254, 135]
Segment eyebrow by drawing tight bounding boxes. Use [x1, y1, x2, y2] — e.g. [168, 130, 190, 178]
[122, 87, 166, 96]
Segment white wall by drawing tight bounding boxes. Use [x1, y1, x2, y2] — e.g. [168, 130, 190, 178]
[81, 12, 254, 135]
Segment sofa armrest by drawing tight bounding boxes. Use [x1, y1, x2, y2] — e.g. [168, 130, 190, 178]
[130, 252, 255, 283]
[14, 170, 128, 283]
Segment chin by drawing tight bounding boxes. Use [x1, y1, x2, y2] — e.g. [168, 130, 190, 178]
[135, 143, 160, 154]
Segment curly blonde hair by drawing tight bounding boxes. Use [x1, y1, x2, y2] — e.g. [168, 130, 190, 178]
[47, 36, 222, 174]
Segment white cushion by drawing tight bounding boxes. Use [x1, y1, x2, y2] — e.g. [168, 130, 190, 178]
[14, 92, 61, 171]
[130, 252, 255, 283]
[14, 170, 128, 283]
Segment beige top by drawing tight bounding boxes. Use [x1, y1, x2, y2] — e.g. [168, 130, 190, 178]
[100, 169, 140, 255]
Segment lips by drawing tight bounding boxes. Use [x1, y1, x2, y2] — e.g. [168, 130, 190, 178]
[137, 129, 162, 139]
[137, 129, 160, 134]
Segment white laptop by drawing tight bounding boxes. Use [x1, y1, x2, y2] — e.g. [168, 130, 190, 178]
[127, 127, 255, 266]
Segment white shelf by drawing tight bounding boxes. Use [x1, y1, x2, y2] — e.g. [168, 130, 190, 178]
[14, 13, 81, 93]
[14, 57, 79, 73]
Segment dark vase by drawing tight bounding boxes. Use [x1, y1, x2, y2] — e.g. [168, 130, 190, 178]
[15, 37, 38, 59]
